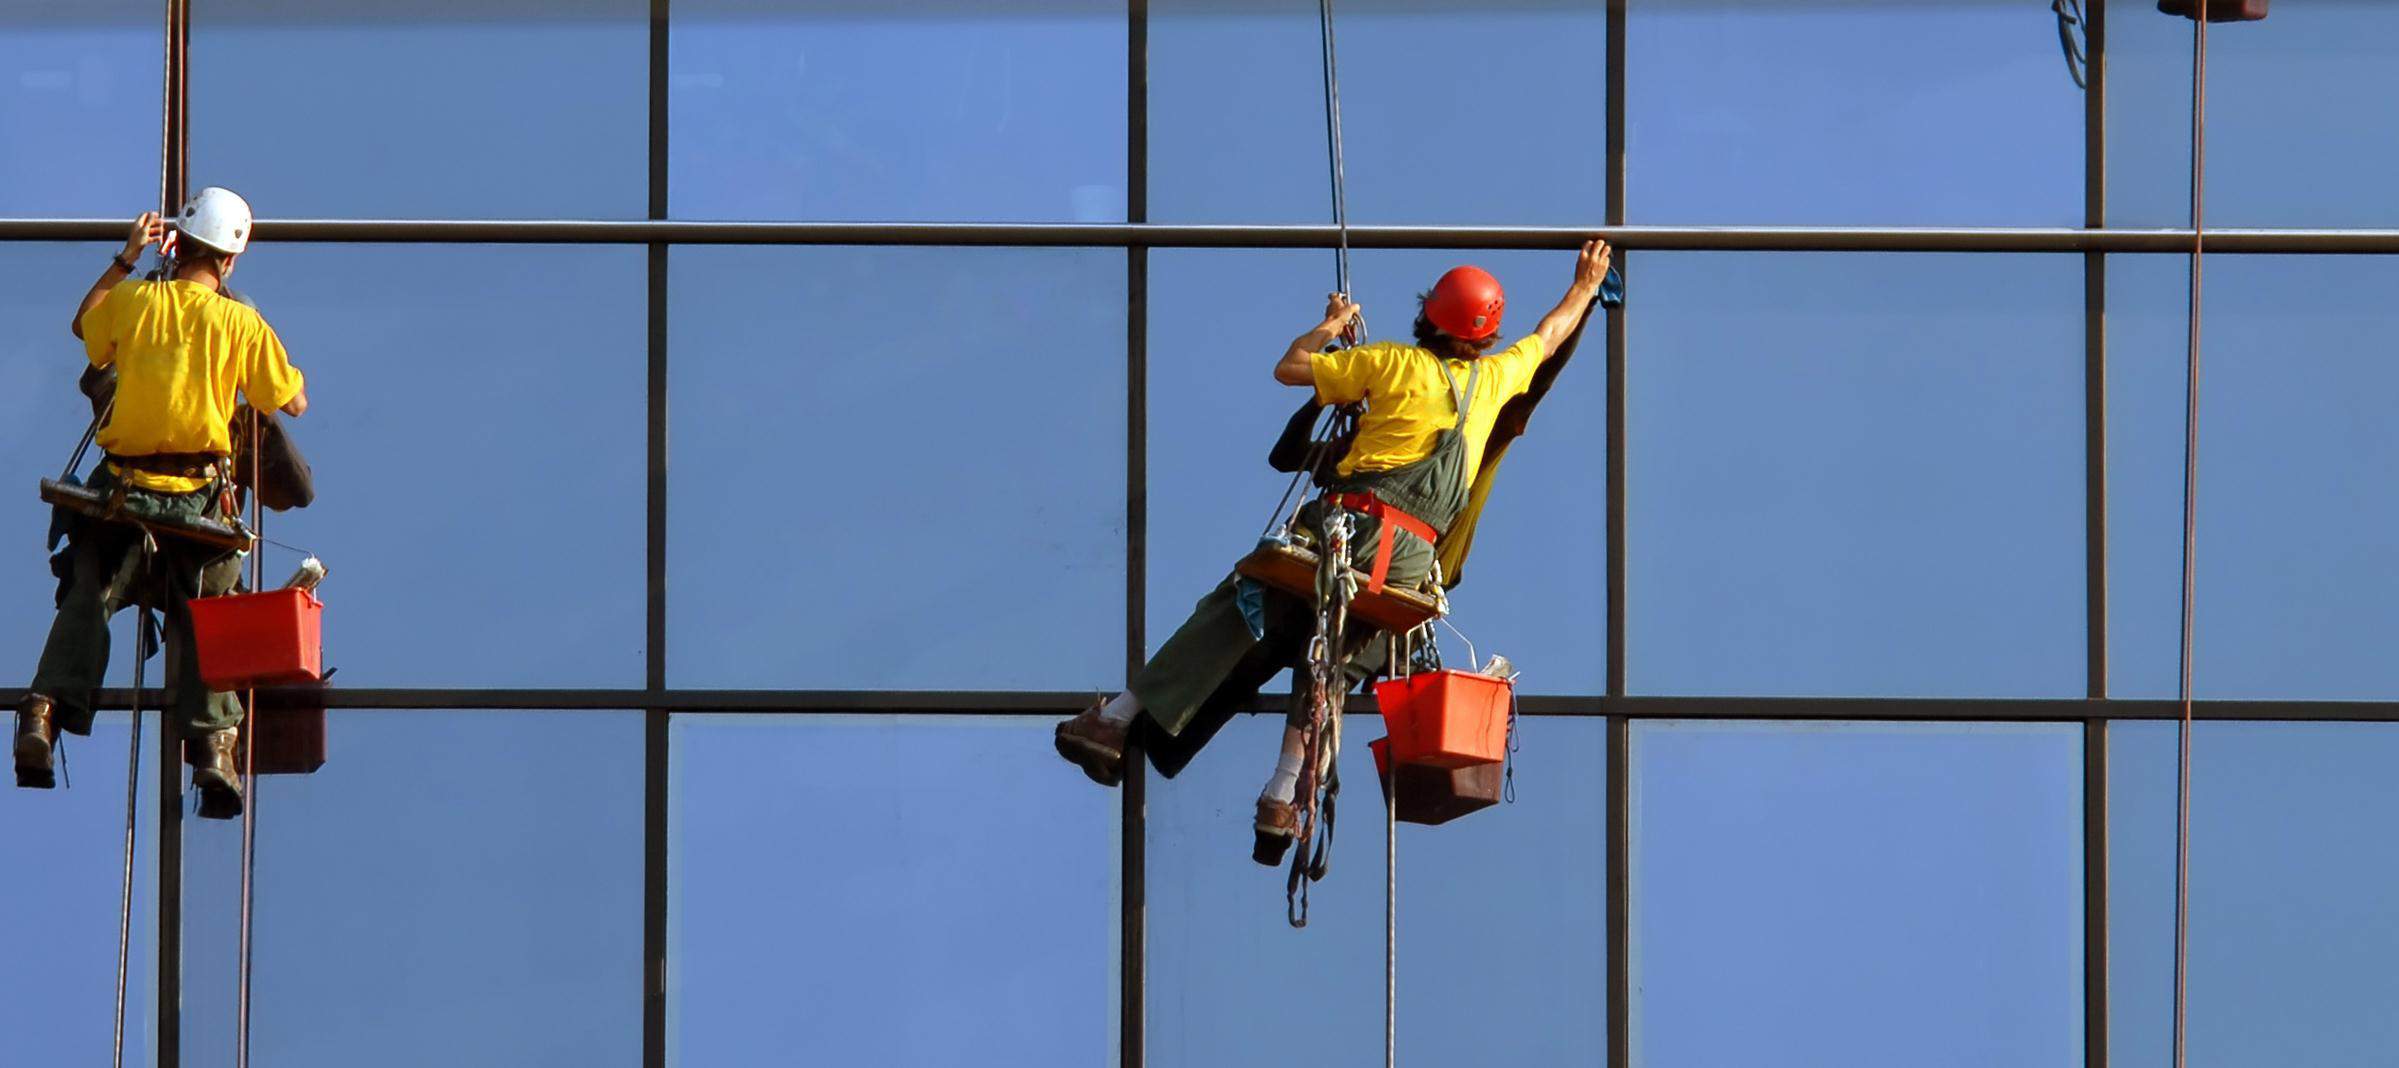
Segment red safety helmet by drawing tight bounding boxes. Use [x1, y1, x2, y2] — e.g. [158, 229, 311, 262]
[1423, 265, 1505, 341]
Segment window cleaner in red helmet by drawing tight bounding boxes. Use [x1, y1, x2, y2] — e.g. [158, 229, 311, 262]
[1056, 238, 1614, 865]
[16, 188, 311, 819]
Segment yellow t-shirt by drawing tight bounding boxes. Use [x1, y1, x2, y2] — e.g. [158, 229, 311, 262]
[1310, 336, 1546, 480]
[79, 280, 306, 493]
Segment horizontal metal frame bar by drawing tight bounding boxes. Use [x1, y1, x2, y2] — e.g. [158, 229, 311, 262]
[16, 218, 2399, 254]
[33, 687, 2399, 721]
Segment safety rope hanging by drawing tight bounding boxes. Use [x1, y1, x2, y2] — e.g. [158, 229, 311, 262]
[2172, 4, 2211, 1068]
[1283, 0, 1360, 933]
[236, 414, 264, 1068]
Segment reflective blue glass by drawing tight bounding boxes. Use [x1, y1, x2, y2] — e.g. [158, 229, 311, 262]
[2114, 2, 2399, 229]
[0, 712, 162, 1067]
[2108, 255, 2399, 699]
[670, 714, 1117, 1066]
[1151, 1, 1608, 225]
[1631, 0, 2081, 226]
[667, 246, 1125, 691]
[182, 709, 643, 1066]
[1148, 714, 1605, 1065]
[1629, 252, 2084, 697]
[2112, 721, 2399, 1066]
[0, 4, 161, 217]
[1633, 720, 2083, 1065]
[192, 3, 647, 218]
[671, 1, 1127, 221]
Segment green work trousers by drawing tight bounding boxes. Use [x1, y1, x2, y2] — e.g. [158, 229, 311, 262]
[31, 470, 244, 737]
[1128, 501, 1427, 776]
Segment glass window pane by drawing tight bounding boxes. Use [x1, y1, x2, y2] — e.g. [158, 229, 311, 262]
[2118, 4, 2399, 228]
[1633, 720, 2083, 1065]
[2111, 721, 2399, 1066]
[1631, 0, 2082, 226]
[1, 248, 165, 1062]
[181, 709, 643, 1063]
[1151, 2, 1607, 225]
[1149, 714, 1605, 1065]
[192, 4, 647, 218]
[0, 4, 161, 216]
[672, 2, 1126, 222]
[1629, 253, 2083, 698]
[2105, 2, 2195, 229]
[670, 715, 1116, 1065]
[667, 246, 1125, 690]
[0, 712, 162, 1067]
[2109, 255, 2399, 699]
[0, 245, 141, 686]
[221, 245, 648, 688]
[1148, 248, 1607, 694]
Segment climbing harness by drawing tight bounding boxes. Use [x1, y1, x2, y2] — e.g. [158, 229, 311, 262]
[1286, 509, 1355, 928]
[2172, 7, 2210, 1068]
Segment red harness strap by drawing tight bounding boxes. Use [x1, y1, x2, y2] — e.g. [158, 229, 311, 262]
[1327, 491, 1438, 595]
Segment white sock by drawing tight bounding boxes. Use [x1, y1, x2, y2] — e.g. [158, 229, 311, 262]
[1096, 691, 1141, 726]
[1261, 750, 1304, 803]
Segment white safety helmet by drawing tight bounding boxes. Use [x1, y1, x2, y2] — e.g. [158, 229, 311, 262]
[175, 186, 253, 256]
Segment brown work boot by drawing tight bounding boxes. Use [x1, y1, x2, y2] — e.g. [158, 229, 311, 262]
[1053, 702, 1128, 787]
[1252, 796, 1297, 866]
[14, 695, 57, 789]
[189, 728, 243, 820]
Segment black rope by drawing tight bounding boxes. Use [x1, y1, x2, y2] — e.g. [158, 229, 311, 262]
[236, 414, 263, 1068]
[112, 538, 154, 1068]
[1319, 0, 1351, 301]
[2053, 0, 2090, 90]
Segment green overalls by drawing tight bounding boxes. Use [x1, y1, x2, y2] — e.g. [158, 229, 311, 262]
[32, 463, 246, 737]
[1132, 356, 1480, 776]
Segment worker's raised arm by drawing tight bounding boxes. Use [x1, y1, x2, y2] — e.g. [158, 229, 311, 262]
[1273, 293, 1362, 387]
[73, 213, 162, 341]
[1531, 238, 1613, 360]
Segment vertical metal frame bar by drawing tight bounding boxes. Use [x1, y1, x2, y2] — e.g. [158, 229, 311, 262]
[1603, 2, 1630, 1067]
[1121, 2, 1150, 1065]
[2083, 4, 2111, 1065]
[158, 2, 190, 1064]
[643, 2, 671, 1066]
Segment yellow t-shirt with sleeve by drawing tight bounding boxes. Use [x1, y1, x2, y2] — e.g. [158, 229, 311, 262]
[1308, 336, 1546, 481]
[78, 279, 306, 493]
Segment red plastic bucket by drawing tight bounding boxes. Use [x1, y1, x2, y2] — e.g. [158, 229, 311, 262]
[1373, 669, 1512, 769]
[188, 588, 323, 690]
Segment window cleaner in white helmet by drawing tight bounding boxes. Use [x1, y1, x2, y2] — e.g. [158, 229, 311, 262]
[16, 186, 313, 820]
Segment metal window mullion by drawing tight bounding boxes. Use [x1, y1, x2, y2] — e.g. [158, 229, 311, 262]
[642, 2, 671, 1067]
[2083, 4, 2111, 1066]
[157, 1, 190, 1063]
[1121, 1, 1149, 1065]
[1604, 2, 1630, 1067]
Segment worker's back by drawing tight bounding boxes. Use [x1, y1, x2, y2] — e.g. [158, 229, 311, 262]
[1315, 337, 1546, 481]
[80, 278, 303, 489]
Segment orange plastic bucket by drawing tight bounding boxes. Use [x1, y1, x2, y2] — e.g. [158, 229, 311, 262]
[1373, 668, 1512, 769]
[188, 588, 324, 691]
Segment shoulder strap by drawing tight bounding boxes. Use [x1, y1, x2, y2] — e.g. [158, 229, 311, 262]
[1429, 354, 1479, 433]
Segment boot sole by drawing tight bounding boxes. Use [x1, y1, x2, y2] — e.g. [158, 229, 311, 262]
[1053, 731, 1124, 788]
[1252, 826, 1294, 866]
[194, 780, 243, 820]
[14, 736, 55, 790]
